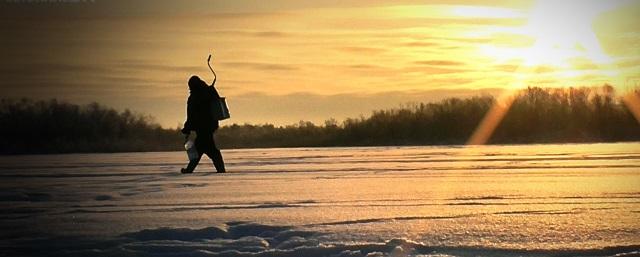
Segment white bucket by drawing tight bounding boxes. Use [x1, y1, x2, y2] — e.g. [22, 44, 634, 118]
[184, 139, 199, 161]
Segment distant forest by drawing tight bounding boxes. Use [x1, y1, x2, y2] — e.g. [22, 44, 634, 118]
[1, 86, 639, 154]
[0, 99, 180, 154]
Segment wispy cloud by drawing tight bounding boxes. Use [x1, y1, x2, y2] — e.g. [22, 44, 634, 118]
[221, 62, 299, 71]
[414, 60, 466, 66]
[336, 46, 387, 54]
[115, 61, 201, 72]
[401, 41, 441, 47]
[209, 30, 292, 38]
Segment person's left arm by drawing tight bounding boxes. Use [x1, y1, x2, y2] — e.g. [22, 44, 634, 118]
[181, 96, 194, 135]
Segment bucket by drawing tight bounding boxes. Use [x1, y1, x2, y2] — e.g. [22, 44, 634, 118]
[184, 139, 199, 161]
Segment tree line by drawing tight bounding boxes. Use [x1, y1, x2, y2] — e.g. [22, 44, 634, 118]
[218, 85, 640, 148]
[1, 86, 638, 154]
[0, 99, 181, 154]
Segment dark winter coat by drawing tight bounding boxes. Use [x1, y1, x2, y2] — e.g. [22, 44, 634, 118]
[182, 77, 220, 134]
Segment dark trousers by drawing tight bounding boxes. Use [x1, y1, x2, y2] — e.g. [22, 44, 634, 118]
[185, 131, 225, 172]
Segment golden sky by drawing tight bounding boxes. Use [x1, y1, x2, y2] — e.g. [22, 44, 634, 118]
[1, 0, 639, 127]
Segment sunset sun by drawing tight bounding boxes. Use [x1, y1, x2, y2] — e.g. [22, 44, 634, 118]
[481, 0, 626, 87]
[522, 0, 613, 67]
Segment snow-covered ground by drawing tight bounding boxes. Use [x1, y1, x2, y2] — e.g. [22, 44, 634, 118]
[1, 143, 639, 256]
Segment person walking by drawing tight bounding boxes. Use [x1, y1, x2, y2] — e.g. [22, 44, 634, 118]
[181, 75, 226, 173]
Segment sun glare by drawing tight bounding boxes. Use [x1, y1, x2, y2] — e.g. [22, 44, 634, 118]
[522, 0, 615, 67]
[467, 0, 632, 145]
[482, 0, 628, 76]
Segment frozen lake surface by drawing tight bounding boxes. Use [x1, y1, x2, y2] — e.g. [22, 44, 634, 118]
[1, 143, 639, 256]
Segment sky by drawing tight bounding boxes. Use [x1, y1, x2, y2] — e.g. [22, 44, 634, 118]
[1, 0, 639, 128]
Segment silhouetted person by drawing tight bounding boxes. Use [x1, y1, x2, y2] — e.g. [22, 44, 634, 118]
[181, 75, 226, 173]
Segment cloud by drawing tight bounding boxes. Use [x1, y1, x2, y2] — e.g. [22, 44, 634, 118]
[614, 57, 640, 68]
[211, 30, 292, 38]
[400, 41, 440, 47]
[567, 58, 601, 71]
[493, 64, 520, 72]
[533, 66, 556, 74]
[221, 62, 299, 71]
[0, 60, 190, 93]
[402, 66, 469, 75]
[413, 60, 465, 66]
[253, 31, 289, 38]
[0, 62, 110, 75]
[115, 60, 201, 73]
[347, 64, 385, 69]
[336, 46, 387, 54]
